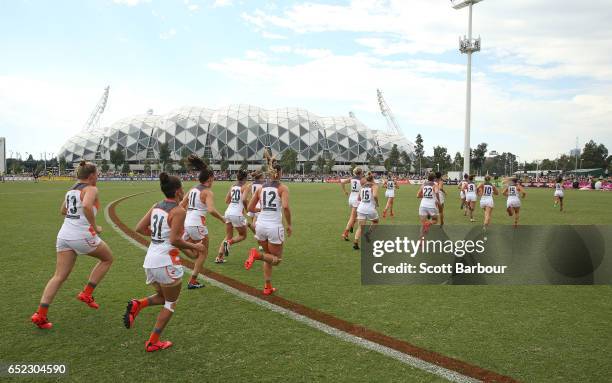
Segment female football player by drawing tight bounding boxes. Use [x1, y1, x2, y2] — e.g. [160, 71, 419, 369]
[553, 176, 565, 212]
[459, 173, 468, 215]
[502, 177, 526, 227]
[179, 155, 225, 289]
[417, 172, 440, 236]
[247, 170, 264, 232]
[31, 161, 114, 329]
[340, 167, 364, 241]
[244, 151, 292, 296]
[353, 172, 379, 250]
[463, 175, 477, 222]
[382, 172, 399, 218]
[124, 173, 205, 352]
[435, 171, 446, 226]
[477, 175, 499, 228]
[216, 170, 250, 263]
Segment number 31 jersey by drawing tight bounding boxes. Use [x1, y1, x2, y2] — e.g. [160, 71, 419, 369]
[57, 183, 98, 240]
[144, 200, 181, 268]
[257, 181, 283, 226]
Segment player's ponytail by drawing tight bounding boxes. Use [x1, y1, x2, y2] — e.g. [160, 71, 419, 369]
[251, 169, 264, 180]
[353, 167, 363, 176]
[264, 148, 281, 180]
[76, 161, 97, 180]
[159, 172, 182, 198]
[237, 169, 248, 181]
[188, 154, 213, 183]
[365, 171, 374, 182]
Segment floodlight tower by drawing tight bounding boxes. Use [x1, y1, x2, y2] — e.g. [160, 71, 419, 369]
[376, 89, 402, 136]
[452, 0, 482, 176]
[83, 86, 110, 134]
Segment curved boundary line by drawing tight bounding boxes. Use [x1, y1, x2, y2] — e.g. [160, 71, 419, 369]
[105, 192, 518, 383]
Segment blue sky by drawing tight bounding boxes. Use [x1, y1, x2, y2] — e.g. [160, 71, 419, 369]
[1, 0, 611, 161]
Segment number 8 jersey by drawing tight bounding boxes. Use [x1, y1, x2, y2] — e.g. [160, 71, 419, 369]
[143, 199, 181, 268]
[57, 183, 99, 240]
[257, 181, 283, 225]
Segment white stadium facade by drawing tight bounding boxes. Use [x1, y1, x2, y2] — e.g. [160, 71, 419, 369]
[58, 105, 414, 170]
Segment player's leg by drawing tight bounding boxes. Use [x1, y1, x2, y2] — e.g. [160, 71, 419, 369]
[78, 241, 114, 308]
[343, 207, 357, 239]
[469, 201, 475, 222]
[188, 235, 208, 289]
[145, 279, 182, 352]
[439, 203, 445, 226]
[262, 242, 283, 295]
[513, 207, 520, 227]
[559, 196, 564, 212]
[230, 225, 247, 245]
[217, 223, 233, 263]
[124, 282, 165, 329]
[353, 218, 365, 249]
[32, 249, 78, 328]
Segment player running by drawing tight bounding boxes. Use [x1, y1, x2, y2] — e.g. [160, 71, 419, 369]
[463, 175, 478, 222]
[382, 172, 399, 218]
[179, 155, 225, 289]
[435, 172, 446, 226]
[340, 167, 364, 241]
[247, 170, 264, 232]
[417, 173, 440, 236]
[459, 173, 468, 215]
[31, 161, 114, 329]
[216, 170, 250, 263]
[502, 177, 527, 227]
[353, 172, 379, 250]
[124, 173, 204, 352]
[244, 152, 292, 295]
[553, 176, 565, 212]
[477, 175, 499, 228]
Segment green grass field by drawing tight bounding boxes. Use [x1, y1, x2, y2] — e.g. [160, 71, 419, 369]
[1, 180, 611, 382]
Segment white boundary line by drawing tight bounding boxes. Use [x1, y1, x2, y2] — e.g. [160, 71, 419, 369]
[104, 196, 479, 383]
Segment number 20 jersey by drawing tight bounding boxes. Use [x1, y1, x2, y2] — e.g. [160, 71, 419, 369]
[57, 183, 98, 240]
[257, 181, 283, 226]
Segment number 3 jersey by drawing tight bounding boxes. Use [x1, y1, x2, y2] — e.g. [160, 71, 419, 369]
[57, 183, 99, 240]
[257, 181, 283, 226]
[144, 199, 181, 269]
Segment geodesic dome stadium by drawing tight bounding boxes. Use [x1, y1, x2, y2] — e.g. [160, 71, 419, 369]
[58, 104, 414, 166]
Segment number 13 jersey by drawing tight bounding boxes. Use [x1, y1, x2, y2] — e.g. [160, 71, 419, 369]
[57, 183, 99, 240]
[257, 181, 283, 226]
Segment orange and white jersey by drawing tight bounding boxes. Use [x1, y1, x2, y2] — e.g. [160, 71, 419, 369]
[251, 180, 263, 209]
[465, 182, 477, 196]
[357, 183, 377, 215]
[419, 181, 437, 209]
[143, 200, 181, 269]
[225, 183, 245, 217]
[350, 176, 361, 197]
[185, 184, 208, 227]
[57, 183, 98, 240]
[257, 181, 283, 226]
[385, 179, 395, 190]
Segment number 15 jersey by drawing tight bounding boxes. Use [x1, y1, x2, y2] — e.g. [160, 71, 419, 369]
[257, 181, 283, 226]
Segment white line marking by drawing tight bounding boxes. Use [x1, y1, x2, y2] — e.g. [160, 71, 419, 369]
[104, 195, 479, 383]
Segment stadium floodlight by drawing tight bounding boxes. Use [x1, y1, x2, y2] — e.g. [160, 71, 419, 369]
[451, 0, 483, 176]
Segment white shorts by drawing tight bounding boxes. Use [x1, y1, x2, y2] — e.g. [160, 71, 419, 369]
[145, 265, 184, 285]
[357, 210, 379, 221]
[480, 198, 494, 208]
[255, 223, 285, 244]
[247, 211, 259, 218]
[348, 195, 359, 208]
[56, 236, 102, 255]
[183, 225, 208, 241]
[385, 190, 395, 198]
[507, 198, 521, 208]
[460, 191, 465, 199]
[465, 193, 477, 202]
[419, 207, 439, 217]
[438, 193, 445, 205]
[554, 191, 564, 198]
[225, 214, 246, 228]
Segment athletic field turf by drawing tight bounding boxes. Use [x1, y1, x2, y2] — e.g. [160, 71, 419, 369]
[1, 181, 611, 382]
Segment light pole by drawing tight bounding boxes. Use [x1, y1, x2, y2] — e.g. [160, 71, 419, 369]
[452, 0, 482, 176]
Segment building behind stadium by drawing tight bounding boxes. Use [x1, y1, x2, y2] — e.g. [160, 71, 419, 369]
[58, 105, 414, 170]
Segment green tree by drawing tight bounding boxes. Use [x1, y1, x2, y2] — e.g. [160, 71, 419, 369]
[388, 144, 400, 171]
[325, 158, 336, 174]
[415, 134, 424, 175]
[109, 149, 125, 171]
[163, 162, 174, 173]
[279, 149, 298, 173]
[220, 160, 230, 172]
[580, 140, 609, 169]
[121, 162, 130, 174]
[303, 160, 313, 174]
[453, 152, 463, 171]
[368, 152, 380, 167]
[471, 143, 488, 174]
[158, 143, 171, 170]
[315, 155, 326, 174]
[400, 151, 411, 173]
[432, 146, 451, 173]
[383, 158, 392, 172]
[58, 156, 67, 174]
[240, 158, 249, 171]
[143, 160, 152, 175]
[179, 148, 190, 173]
[100, 159, 110, 173]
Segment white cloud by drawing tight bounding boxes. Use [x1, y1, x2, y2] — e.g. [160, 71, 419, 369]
[112, 0, 151, 6]
[261, 31, 287, 40]
[159, 28, 177, 40]
[212, 0, 233, 8]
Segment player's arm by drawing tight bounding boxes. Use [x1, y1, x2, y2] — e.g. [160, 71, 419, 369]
[502, 186, 509, 196]
[493, 186, 499, 195]
[242, 184, 250, 211]
[169, 208, 204, 252]
[82, 186, 101, 234]
[179, 192, 189, 209]
[280, 185, 292, 236]
[417, 184, 423, 198]
[340, 178, 349, 195]
[135, 205, 154, 236]
[60, 198, 67, 216]
[395, 178, 400, 189]
[224, 189, 231, 204]
[519, 186, 526, 198]
[434, 184, 440, 205]
[204, 190, 225, 223]
[247, 188, 261, 213]
[476, 183, 483, 196]
[373, 184, 379, 207]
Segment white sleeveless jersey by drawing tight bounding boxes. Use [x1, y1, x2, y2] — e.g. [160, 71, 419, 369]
[224, 183, 245, 216]
[481, 183, 494, 200]
[258, 181, 283, 226]
[507, 184, 520, 201]
[57, 183, 98, 240]
[420, 181, 437, 208]
[386, 179, 395, 190]
[357, 184, 376, 213]
[185, 184, 208, 227]
[555, 183, 563, 191]
[144, 200, 181, 268]
[465, 182, 477, 197]
[251, 181, 263, 209]
[350, 177, 361, 197]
